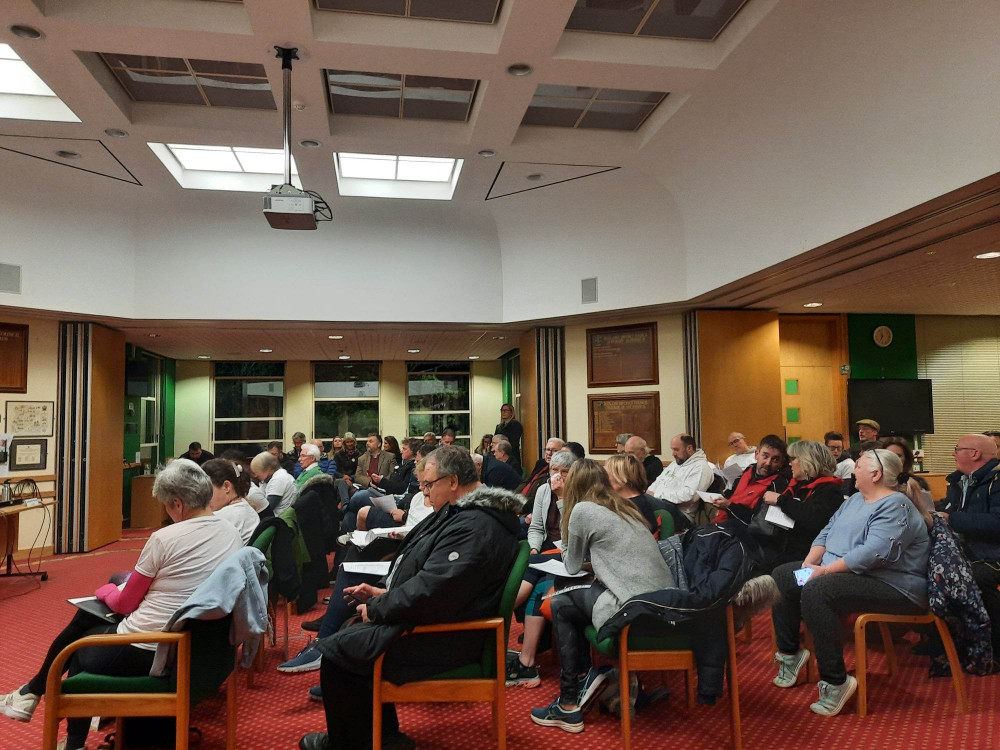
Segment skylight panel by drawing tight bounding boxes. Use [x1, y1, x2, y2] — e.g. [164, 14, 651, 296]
[396, 156, 454, 182]
[0, 44, 80, 122]
[333, 152, 463, 200]
[151, 143, 300, 192]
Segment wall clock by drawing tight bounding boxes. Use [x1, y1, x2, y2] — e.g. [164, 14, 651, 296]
[873, 325, 893, 348]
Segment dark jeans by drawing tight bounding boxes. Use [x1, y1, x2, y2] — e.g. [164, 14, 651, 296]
[971, 560, 1000, 650]
[28, 609, 155, 743]
[317, 570, 383, 639]
[771, 561, 923, 685]
[549, 584, 603, 704]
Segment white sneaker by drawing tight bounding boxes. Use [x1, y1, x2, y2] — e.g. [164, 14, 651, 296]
[810, 676, 858, 716]
[1, 684, 40, 722]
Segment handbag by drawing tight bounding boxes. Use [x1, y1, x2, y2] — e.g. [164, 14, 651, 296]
[747, 499, 788, 540]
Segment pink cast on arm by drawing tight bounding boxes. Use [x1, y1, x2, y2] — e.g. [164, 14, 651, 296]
[95, 571, 153, 615]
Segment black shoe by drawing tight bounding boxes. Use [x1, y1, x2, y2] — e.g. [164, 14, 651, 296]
[301, 617, 323, 632]
[299, 733, 329, 750]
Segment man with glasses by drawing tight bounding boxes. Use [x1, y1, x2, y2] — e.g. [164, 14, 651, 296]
[723, 432, 757, 473]
[941, 433, 1000, 657]
[300, 447, 523, 750]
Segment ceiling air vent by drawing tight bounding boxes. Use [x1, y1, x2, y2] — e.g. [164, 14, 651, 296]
[0, 264, 21, 294]
[581, 277, 598, 304]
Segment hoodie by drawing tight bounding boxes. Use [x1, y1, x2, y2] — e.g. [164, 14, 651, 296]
[648, 449, 715, 517]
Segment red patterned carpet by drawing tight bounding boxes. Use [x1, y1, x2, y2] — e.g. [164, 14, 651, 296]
[1, 534, 998, 750]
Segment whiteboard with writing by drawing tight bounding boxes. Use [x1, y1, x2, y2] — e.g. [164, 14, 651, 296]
[5, 401, 54, 437]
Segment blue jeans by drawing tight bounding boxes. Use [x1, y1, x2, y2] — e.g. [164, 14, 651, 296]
[318, 570, 383, 639]
[342, 490, 377, 533]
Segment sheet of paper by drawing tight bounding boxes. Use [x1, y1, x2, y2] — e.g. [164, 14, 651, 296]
[349, 530, 373, 548]
[721, 463, 744, 484]
[372, 526, 409, 538]
[528, 559, 591, 578]
[765, 504, 796, 529]
[342, 561, 391, 576]
[68, 595, 98, 604]
[552, 540, 563, 551]
[371, 495, 397, 513]
[697, 491, 725, 504]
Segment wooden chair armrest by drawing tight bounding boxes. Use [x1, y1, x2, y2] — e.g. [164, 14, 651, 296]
[406, 618, 504, 636]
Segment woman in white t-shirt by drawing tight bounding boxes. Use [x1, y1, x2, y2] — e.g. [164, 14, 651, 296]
[0, 459, 243, 750]
[203, 458, 261, 543]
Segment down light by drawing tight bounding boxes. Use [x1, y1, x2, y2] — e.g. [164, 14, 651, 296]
[477, 149, 496, 158]
[975, 251, 1000, 259]
[407, 349, 421, 353]
[507, 63, 533, 76]
[802, 302, 823, 308]
[328, 335, 344, 340]
[104, 128, 129, 138]
[10, 25, 43, 40]
[55, 150, 81, 159]
[299, 139, 321, 148]
[338, 355, 351, 360]
[526, 173, 543, 181]
[197, 355, 211, 359]
[259, 348, 273, 353]
[147, 333, 159, 338]
[468, 355, 480, 360]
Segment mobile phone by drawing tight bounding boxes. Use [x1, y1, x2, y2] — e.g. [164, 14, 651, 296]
[793, 568, 814, 587]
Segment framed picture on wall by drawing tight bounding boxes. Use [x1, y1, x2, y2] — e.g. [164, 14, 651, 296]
[588, 392, 661, 454]
[586, 322, 658, 388]
[5, 401, 54, 437]
[0, 323, 29, 393]
[9, 438, 47, 471]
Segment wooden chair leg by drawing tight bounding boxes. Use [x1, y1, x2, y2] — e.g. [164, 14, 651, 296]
[934, 616, 969, 714]
[854, 620, 868, 717]
[726, 606, 743, 750]
[878, 623, 898, 676]
[226, 670, 238, 750]
[619, 626, 631, 750]
[685, 667, 696, 709]
[373, 655, 384, 750]
[115, 717, 125, 750]
[494, 620, 507, 750]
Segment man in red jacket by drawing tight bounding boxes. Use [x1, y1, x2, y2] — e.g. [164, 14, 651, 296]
[712, 434, 790, 523]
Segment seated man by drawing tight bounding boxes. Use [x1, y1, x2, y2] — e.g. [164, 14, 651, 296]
[299, 447, 522, 750]
[290, 431, 307, 461]
[483, 437, 522, 490]
[712, 434, 790, 523]
[519, 437, 565, 500]
[723, 432, 757, 472]
[623, 435, 664, 483]
[615, 433, 632, 454]
[647, 434, 716, 525]
[439, 428, 457, 447]
[178, 441, 214, 466]
[824, 431, 855, 480]
[296, 443, 325, 488]
[355, 432, 395, 490]
[342, 439, 422, 533]
[941, 433, 1000, 658]
[294, 439, 340, 478]
[268, 440, 297, 474]
[422, 432, 438, 446]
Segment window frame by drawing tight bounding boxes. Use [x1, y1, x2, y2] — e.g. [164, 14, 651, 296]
[312, 361, 381, 440]
[406, 362, 472, 446]
[211, 363, 285, 454]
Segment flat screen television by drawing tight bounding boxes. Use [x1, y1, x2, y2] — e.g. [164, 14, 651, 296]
[847, 379, 934, 435]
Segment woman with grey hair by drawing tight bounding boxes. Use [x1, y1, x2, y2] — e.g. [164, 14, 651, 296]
[0, 460, 244, 747]
[756, 440, 845, 571]
[769, 448, 930, 717]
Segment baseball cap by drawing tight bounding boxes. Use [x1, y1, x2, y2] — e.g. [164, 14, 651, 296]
[856, 418, 880, 431]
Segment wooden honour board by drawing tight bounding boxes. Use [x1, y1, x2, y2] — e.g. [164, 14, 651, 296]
[586, 322, 658, 388]
[588, 392, 660, 454]
[0, 323, 28, 394]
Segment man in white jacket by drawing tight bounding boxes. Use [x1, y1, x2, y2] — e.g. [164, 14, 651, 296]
[648, 434, 716, 524]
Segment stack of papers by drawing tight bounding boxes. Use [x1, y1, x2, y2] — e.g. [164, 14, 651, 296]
[341, 561, 392, 576]
[350, 527, 410, 548]
[528, 559, 590, 578]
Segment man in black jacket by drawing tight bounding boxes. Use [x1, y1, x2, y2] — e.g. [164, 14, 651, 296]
[482, 437, 522, 490]
[300, 447, 522, 750]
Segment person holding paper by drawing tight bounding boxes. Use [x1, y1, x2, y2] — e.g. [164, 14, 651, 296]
[712, 435, 790, 524]
[647, 434, 717, 525]
[0, 460, 243, 748]
[530, 459, 673, 734]
[341, 439, 421, 534]
[769, 449, 929, 717]
[756, 440, 843, 571]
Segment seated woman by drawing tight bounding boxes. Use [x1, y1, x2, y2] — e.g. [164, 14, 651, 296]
[0, 460, 244, 749]
[506, 449, 578, 688]
[476, 433, 493, 457]
[529, 459, 674, 734]
[770, 448, 930, 717]
[203, 458, 261, 543]
[757, 440, 844, 572]
[604, 453, 664, 533]
[382, 435, 401, 466]
[880, 437, 934, 524]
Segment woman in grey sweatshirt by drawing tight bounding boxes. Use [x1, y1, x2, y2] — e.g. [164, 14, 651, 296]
[530, 459, 674, 734]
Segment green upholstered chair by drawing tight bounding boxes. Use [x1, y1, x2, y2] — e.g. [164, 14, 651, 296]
[250, 522, 298, 661]
[42, 616, 238, 750]
[372, 539, 531, 750]
[584, 604, 742, 750]
[653, 508, 675, 539]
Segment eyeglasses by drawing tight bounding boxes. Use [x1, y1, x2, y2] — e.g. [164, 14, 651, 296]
[954, 446, 977, 454]
[728, 438, 742, 447]
[420, 475, 452, 492]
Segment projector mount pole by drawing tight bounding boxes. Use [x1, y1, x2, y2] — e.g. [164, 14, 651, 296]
[274, 46, 299, 187]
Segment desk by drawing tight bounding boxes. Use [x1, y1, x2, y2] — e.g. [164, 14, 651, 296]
[0, 498, 55, 581]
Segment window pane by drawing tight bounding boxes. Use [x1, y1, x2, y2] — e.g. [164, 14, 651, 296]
[213, 441, 269, 460]
[214, 420, 283, 441]
[315, 401, 380, 439]
[215, 379, 284, 418]
[314, 362, 380, 398]
[407, 413, 470, 437]
[215, 362, 285, 377]
[407, 362, 470, 373]
[407, 373, 470, 412]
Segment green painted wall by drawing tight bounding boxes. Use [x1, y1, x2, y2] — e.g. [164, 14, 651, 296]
[847, 314, 918, 379]
[161, 358, 176, 459]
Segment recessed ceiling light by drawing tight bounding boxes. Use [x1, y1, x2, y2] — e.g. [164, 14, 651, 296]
[477, 149, 496, 158]
[328, 335, 344, 340]
[526, 173, 543, 181]
[299, 139, 321, 148]
[925, 250, 936, 256]
[147, 333, 159, 338]
[802, 302, 823, 308]
[259, 348, 273, 353]
[492, 336, 505, 340]
[10, 25, 43, 40]
[55, 150, 81, 159]
[507, 63, 533, 76]
[975, 251, 1000, 259]
[407, 349, 420, 353]
[338, 355, 351, 360]
[197, 355, 210, 359]
[104, 128, 129, 138]
[468, 355, 480, 360]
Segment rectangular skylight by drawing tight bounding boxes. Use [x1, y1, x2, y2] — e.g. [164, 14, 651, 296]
[333, 152, 463, 200]
[0, 43, 80, 122]
[150, 142, 301, 192]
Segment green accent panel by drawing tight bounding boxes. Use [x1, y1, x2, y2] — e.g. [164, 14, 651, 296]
[161, 357, 176, 460]
[786, 407, 800, 423]
[500, 349, 519, 406]
[787, 436, 801, 444]
[785, 379, 799, 395]
[847, 314, 918, 380]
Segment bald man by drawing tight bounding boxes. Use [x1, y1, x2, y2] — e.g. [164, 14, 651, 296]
[723, 432, 757, 472]
[624, 435, 664, 483]
[941, 433, 1000, 655]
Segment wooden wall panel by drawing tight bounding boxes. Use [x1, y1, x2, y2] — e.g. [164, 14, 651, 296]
[518, 329, 538, 470]
[696, 310, 783, 465]
[87, 325, 125, 550]
[779, 314, 849, 442]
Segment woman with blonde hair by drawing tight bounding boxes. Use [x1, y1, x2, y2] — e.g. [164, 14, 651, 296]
[529, 459, 674, 734]
[603, 453, 662, 533]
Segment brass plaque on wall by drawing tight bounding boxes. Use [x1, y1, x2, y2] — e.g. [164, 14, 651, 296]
[586, 322, 658, 388]
[588, 392, 660, 454]
[0, 323, 28, 394]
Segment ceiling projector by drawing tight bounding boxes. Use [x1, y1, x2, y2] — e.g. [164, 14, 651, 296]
[263, 184, 317, 230]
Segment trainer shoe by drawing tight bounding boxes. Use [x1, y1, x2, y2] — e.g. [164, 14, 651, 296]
[301, 616, 324, 632]
[577, 665, 613, 712]
[505, 658, 541, 688]
[773, 649, 810, 688]
[0, 685, 39, 722]
[810, 676, 857, 716]
[308, 684, 323, 702]
[529, 698, 584, 733]
[278, 640, 322, 673]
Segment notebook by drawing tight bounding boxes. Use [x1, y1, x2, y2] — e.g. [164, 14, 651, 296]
[68, 596, 123, 623]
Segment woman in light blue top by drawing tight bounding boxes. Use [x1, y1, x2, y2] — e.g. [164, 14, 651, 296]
[769, 449, 929, 717]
